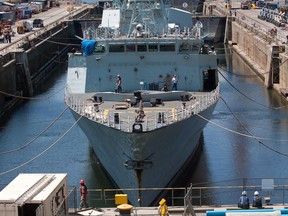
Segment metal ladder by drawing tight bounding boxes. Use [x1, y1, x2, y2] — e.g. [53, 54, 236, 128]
[184, 184, 196, 216]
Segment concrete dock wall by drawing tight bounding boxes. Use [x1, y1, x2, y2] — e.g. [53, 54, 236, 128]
[231, 20, 270, 80]
[0, 18, 79, 119]
[279, 54, 288, 89]
[230, 17, 288, 91]
[204, 2, 288, 98]
[0, 56, 17, 105]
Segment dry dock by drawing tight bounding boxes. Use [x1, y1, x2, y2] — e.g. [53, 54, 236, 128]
[204, 1, 288, 100]
[0, 3, 91, 119]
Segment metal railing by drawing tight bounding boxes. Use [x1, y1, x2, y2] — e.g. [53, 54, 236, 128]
[64, 86, 220, 132]
[65, 178, 288, 211]
[3, 182, 286, 215]
[83, 24, 206, 40]
[63, 178, 288, 211]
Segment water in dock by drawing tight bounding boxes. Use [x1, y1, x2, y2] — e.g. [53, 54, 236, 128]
[0, 46, 288, 207]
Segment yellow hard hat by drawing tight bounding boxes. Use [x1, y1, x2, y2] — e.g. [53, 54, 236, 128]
[159, 198, 166, 205]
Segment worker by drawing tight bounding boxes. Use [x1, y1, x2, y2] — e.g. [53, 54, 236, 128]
[161, 84, 168, 92]
[158, 198, 169, 216]
[238, 191, 250, 209]
[252, 191, 262, 208]
[79, 179, 89, 210]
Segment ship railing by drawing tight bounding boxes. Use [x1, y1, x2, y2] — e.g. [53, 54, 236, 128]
[85, 27, 200, 40]
[65, 86, 220, 132]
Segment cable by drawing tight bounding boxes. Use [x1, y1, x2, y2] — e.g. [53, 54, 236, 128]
[0, 114, 82, 176]
[32, 45, 69, 64]
[218, 64, 259, 78]
[36, 37, 82, 46]
[219, 97, 288, 157]
[218, 67, 287, 110]
[196, 112, 288, 143]
[0, 116, 72, 130]
[0, 107, 69, 155]
[0, 86, 65, 100]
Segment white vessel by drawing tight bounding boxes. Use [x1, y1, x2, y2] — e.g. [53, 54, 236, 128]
[65, 0, 220, 206]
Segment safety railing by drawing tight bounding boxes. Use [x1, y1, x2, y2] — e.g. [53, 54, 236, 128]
[64, 86, 220, 132]
[66, 178, 288, 211]
[83, 24, 205, 40]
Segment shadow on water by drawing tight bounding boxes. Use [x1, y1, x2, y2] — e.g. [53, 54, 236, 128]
[0, 60, 68, 127]
[87, 144, 116, 208]
[155, 133, 210, 206]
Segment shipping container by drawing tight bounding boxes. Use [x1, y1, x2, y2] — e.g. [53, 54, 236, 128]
[0, 173, 68, 216]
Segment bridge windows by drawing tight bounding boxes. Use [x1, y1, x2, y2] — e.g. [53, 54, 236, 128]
[109, 44, 125, 52]
[160, 44, 175, 52]
[108, 43, 175, 53]
[148, 44, 158, 52]
[126, 44, 136, 52]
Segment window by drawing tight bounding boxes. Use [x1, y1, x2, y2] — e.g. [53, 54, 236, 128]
[160, 44, 175, 52]
[191, 44, 200, 53]
[137, 44, 147, 52]
[126, 44, 136, 52]
[94, 45, 105, 53]
[148, 44, 158, 52]
[109, 45, 125, 52]
[179, 43, 190, 52]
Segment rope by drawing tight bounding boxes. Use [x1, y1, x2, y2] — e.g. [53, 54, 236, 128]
[218, 67, 287, 110]
[0, 107, 69, 155]
[0, 114, 82, 176]
[196, 113, 288, 143]
[0, 86, 64, 100]
[219, 97, 288, 157]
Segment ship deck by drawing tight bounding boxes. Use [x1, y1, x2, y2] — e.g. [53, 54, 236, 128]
[65, 90, 219, 132]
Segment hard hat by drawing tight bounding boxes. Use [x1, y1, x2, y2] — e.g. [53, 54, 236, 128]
[80, 179, 84, 184]
[117, 74, 120, 77]
[254, 191, 259, 196]
[242, 191, 247, 196]
[159, 198, 166, 205]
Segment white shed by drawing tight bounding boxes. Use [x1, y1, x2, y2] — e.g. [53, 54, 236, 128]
[0, 173, 68, 216]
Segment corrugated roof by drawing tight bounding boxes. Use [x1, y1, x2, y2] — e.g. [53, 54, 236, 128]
[0, 173, 67, 203]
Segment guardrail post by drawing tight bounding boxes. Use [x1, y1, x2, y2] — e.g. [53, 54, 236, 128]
[282, 185, 284, 205]
[73, 186, 77, 212]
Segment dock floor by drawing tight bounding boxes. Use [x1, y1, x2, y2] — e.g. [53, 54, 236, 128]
[69, 205, 288, 216]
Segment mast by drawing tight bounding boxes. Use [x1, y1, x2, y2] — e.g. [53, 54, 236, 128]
[120, 0, 170, 37]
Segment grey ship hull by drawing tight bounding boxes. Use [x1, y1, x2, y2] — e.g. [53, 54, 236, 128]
[69, 101, 217, 206]
[66, 0, 220, 206]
